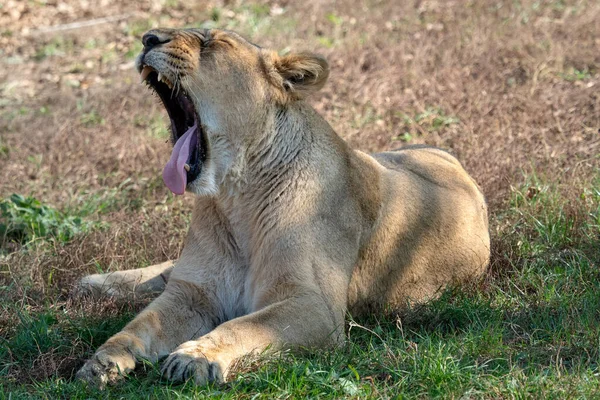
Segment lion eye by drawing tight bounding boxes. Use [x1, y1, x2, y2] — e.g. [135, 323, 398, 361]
[193, 29, 212, 49]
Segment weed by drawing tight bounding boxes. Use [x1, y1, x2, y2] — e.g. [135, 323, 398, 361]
[125, 41, 143, 60]
[396, 132, 414, 143]
[0, 303, 136, 385]
[1, 310, 62, 365]
[394, 107, 460, 141]
[326, 13, 344, 26]
[248, 4, 270, 18]
[2, 107, 28, 123]
[0, 194, 100, 247]
[34, 37, 74, 61]
[317, 36, 335, 48]
[206, 4, 295, 36]
[101, 49, 118, 65]
[84, 39, 98, 49]
[560, 68, 592, 82]
[74, 178, 152, 214]
[125, 19, 157, 39]
[500, 173, 599, 259]
[0, 138, 9, 158]
[402, 108, 459, 131]
[163, 0, 179, 8]
[210, 7, 221, 22]
[26, 154, 42, 169]
[352, 105, 382, 129]
[136, 114, 170, 140]
[80, 110, 105, 127]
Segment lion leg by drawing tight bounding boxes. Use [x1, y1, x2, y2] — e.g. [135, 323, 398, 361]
[76, 279, 219, 387]
[161, 290, 344, 385]
[73, 260, 174, 300]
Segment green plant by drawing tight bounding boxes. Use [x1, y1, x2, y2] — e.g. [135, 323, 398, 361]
[125, 41, 143, 60]
[0, 194, 98, 245]
[403, 108, 459, 130]
[326, 13, 343, 26]
[33, 37, 74, 61]
[136, 114, 170, 140]
[560, 67, 592, 81]
[395, 107, 460, 140]
[124, 18, 157, 39]
[0, 138, 9, 158]
[80, 110, 105, 127]
[500, 173, 599, 258]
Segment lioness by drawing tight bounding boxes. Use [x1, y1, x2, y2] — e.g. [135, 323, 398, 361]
[76, 28, 490, 387]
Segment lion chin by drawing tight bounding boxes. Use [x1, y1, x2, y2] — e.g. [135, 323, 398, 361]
[74, 28, 490, 388]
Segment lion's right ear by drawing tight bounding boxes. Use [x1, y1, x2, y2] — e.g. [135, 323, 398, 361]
[271, 52, 329, 100]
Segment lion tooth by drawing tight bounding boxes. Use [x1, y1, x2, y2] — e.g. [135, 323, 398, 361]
[157, 72, 163, 82]
[140, 65, 152, 82]
[183, 163, 190, 172]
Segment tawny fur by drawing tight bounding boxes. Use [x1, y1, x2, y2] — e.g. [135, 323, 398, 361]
[75, 28, 490, 387]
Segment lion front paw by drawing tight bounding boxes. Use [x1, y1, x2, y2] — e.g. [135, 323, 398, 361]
[76, 348, 135, 388]
[161, 341, 225, 385]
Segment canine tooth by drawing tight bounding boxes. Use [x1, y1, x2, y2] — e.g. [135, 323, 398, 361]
[183, 163, 190, 172]
[140, 65, 152, 82]
[158, 72, 163, 82]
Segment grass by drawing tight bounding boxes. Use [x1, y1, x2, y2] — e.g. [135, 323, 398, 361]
[394, 108, 460, 143]
[0, 138, 9, 159]
[2, 178, 599, 398]
[79, 110, 105, 127]
[560, 68, 593, 82]
[33, 37, 75, 61]
[1, 0, 599, 398]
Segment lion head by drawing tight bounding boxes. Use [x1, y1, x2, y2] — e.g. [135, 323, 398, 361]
[135, 28, 329, 196]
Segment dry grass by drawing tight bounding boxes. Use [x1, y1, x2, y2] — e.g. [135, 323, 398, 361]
[1, 0, 599, 392]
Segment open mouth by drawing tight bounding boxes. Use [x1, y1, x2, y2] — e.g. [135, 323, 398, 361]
[140, 65, 207, 195]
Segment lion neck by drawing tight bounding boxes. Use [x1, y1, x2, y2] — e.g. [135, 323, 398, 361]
[211, 101, 318, 198]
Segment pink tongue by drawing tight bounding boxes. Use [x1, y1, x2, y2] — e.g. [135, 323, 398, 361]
[162, 121, 198, 195]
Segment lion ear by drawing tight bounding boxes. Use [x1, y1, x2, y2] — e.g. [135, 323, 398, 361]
[273, 52, 329, 99]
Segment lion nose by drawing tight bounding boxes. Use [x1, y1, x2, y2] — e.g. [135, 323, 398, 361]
[142, 31, 171, 50]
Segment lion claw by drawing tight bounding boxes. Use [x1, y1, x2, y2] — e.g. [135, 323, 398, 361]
[76, 349, 131, 389]
[76, 359, 111, 389]
[161, 345, 223, 385]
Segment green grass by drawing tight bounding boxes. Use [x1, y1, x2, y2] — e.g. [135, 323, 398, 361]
[196, 3, 297, 37]
[33, 37, 75, 61]
[79, 109, 105, 127]
[395, 107, 460, 143]
[560, 68, 593, 82]
[0, 137, 9, 159]
[136, 114, 171, 140]
[1, 174, 599, 398]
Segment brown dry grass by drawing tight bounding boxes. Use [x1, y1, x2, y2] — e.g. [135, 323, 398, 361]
[1, 0, 599, 387]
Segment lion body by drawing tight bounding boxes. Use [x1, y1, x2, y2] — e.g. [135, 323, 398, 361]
[75, 29, 489, 387]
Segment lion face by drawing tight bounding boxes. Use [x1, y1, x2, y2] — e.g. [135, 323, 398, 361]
[135, 28, 329, 196]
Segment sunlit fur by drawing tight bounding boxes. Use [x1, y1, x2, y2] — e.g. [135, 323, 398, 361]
[75, 28, 490, 387]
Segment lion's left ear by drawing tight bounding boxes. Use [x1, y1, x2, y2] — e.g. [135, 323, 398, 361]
[272, 52, 329, 100]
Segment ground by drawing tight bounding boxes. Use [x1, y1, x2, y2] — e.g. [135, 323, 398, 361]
[0, 0, 599, 398]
